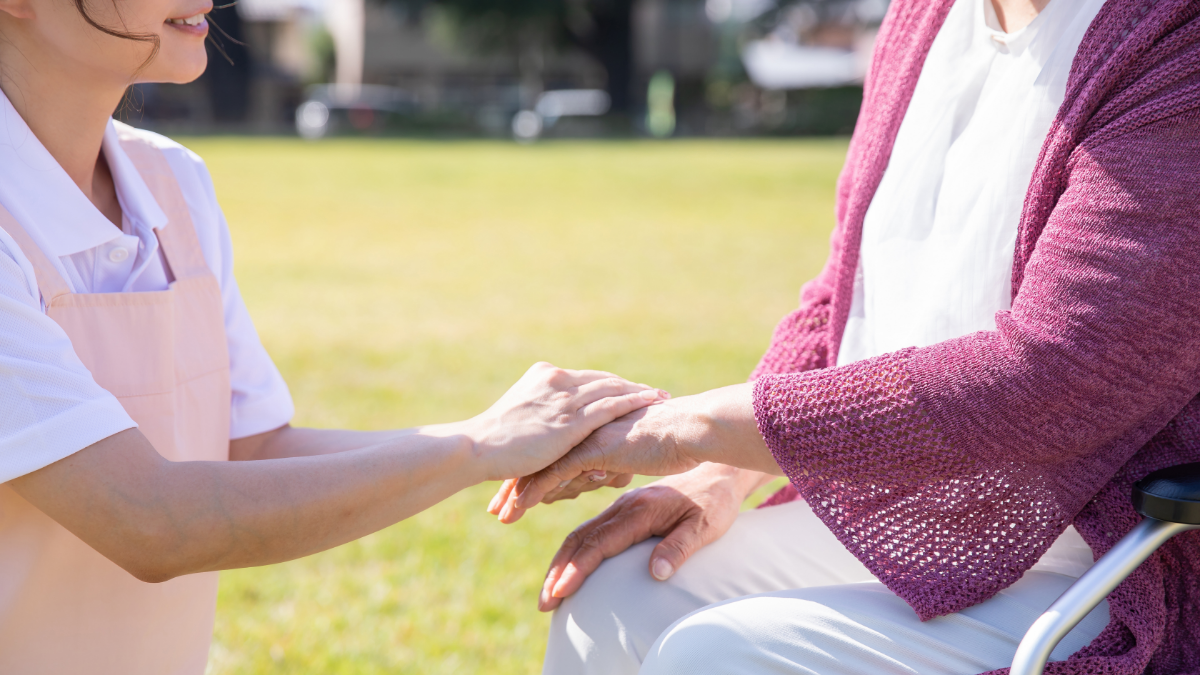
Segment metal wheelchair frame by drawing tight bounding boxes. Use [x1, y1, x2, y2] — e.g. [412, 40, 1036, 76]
[1010, 463, 1200, 675]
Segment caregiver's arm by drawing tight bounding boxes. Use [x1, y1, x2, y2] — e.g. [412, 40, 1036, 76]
[9, 363, 666, 584]
[231, 424, 438, 461]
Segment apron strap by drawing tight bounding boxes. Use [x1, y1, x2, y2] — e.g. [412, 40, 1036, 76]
[115, 127, 212, 282]
[0, 202, 73, 306]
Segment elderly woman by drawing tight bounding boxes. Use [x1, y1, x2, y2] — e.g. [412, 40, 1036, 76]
[492, 0, 1200, 673]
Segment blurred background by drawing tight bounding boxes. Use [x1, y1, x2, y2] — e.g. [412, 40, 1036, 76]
[122, 0, 888, 140]
[162, 0, 888, 672]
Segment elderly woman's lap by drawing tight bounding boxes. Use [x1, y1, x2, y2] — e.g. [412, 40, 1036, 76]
[542, 500, 874, 674]
[543, 499, 1107, 675]
[641, 574, 1107, 675]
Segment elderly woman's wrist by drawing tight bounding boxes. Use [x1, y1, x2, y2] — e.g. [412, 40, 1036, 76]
[683, 383, 774, 472]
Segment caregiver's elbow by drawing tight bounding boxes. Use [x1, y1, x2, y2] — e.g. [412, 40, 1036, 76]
[108, 525, 199, 584]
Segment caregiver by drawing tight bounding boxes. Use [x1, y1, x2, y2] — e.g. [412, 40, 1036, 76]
[0, 0, 669, 671]
[493, 0, 1200, 673]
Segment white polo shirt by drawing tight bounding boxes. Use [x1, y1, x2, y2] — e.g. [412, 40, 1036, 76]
[0, 90, 294, 484]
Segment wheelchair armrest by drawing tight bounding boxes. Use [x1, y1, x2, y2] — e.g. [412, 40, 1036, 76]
[1009, 462, 1200, 675]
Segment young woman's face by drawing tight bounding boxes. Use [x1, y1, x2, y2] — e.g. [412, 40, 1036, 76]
[15, 0, 210, 86]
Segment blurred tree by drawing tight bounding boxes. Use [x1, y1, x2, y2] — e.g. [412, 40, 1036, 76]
[392, 0, 638, 114]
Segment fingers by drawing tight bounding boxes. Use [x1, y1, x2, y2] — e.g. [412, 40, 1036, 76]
[541, 470, 621, 504]
[647, 515, 705, 581]
[514, 453, 591, 511]
[609, 473, 634, 489]
[573, 377, 665, 410]
[486, 478, 517, 516]
[498, 477, 529, 523]
[539, 497, 651, 612]
[576, 389, 667, 442]
[539, 523, 591, 612]
[549, 514, 652, 602]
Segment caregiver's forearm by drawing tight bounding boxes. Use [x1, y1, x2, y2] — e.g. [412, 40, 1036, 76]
[11, 426, 484, 583]
[230, 424, 425, 461]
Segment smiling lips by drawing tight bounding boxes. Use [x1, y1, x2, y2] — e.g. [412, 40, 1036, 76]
[167, 14, 207, 25]
[165, 11, 209, 35]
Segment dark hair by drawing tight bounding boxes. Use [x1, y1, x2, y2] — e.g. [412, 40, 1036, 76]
[73, 0, 160, 68]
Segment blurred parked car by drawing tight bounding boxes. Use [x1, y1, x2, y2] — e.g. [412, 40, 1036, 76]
[511, 90, 612, 141]
[295, 84, 418, 139]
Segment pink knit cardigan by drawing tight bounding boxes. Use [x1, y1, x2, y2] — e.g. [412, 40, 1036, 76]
[750, 1, 1200, 674]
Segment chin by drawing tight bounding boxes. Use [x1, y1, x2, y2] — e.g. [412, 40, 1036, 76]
[144, 48, 208, 84]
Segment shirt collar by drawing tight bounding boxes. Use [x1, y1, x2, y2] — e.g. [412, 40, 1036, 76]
[103, 121, 169, 235]
[981, 0, 1047, 55]
[0, 89, 167, 259]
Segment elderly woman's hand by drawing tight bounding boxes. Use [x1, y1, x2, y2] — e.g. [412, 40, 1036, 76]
[533, 464, 776, 612]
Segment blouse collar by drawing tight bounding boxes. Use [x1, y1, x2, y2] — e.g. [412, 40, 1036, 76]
[0, 88, 168, 260]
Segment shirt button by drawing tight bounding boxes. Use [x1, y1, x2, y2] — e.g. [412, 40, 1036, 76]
[108, 247, 130, 263]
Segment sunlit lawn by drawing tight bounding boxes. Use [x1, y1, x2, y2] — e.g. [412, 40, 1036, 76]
[189, 137, 847, 674]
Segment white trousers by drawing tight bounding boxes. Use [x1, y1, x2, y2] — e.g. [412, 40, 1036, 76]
[542, 500, 1108, 675]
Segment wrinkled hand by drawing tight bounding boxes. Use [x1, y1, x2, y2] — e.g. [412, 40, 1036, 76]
[467, 362, 669, 482]
[532, 463, 773, 612]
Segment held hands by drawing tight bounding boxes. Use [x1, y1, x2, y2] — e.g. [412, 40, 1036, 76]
[488, 382, 778, 523]
[463, 362, 669, 483]
[483, 382, 783, 611]
[488, 401, 702, 523]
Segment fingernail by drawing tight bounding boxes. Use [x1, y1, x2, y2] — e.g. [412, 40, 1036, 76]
[552, 577, 569, 598]
[558, 480, 571, 488]
[587, 471, 607, 482]
[552, 564, 577, 597]
[659, 389, 671, 399]
[651, 558, 674, 581]
[638, 389, 659, 401]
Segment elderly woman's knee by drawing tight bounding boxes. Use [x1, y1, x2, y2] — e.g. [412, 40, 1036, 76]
[639, 598, 786, 675]
[544, 540, 666, 674]
[544, 538, 724, 674]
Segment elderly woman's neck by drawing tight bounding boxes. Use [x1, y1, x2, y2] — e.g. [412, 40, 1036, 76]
[991, 0, 1052, 32]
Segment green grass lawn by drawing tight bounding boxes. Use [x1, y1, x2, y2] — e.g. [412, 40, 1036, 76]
[188, 137, 847, 674]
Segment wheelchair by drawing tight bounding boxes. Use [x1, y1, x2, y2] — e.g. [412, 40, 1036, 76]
[1011, 463, 1200, 674]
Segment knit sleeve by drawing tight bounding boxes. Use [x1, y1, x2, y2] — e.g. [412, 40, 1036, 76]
[754, 110, 1200, 620]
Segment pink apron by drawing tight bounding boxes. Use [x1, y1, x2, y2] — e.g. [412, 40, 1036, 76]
[0, 128, 231, 674]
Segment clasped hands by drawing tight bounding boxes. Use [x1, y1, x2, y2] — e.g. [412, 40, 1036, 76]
[486, 380, 782, 612]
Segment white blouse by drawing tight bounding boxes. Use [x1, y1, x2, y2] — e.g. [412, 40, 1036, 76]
[837, 0, 1107, 366]
[0, 90, 294, 483]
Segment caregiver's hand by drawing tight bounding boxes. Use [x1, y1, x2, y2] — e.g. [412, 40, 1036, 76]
[496, 382, 782, 522]
[534, 463, 775, 612]
[460, 360, 672, 480]
[463, 362, 670, 481]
